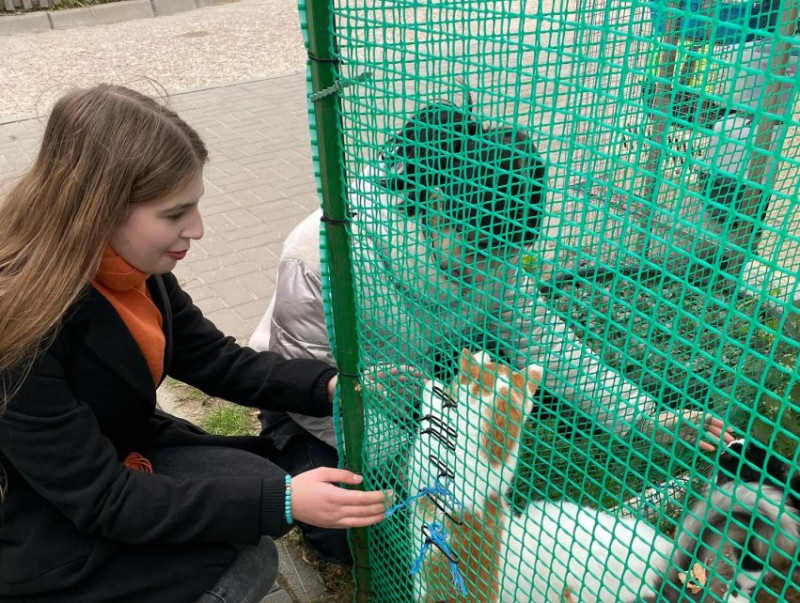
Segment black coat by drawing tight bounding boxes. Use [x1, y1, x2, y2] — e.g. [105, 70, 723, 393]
[0, 273, 336, 601]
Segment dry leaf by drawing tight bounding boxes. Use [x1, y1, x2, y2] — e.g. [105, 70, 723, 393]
[562, 587, 578, 603]
[690, 563, 708, 586]
[678, 563, 707, 594]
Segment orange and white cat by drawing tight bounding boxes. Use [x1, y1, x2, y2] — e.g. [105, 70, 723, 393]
[404, 350, 800, 602]
[406, 349, 671, 602]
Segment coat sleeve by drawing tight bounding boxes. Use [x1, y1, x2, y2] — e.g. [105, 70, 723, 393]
[501, 268, 657, 436]
[264, 258, 334, 365]
[163, 272, 337, 417]
[0, 339, 291, 543]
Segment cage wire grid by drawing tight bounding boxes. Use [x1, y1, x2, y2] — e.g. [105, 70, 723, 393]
[301, 0, 800, 600]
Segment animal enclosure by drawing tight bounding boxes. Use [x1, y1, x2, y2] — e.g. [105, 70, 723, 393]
[301, 0, 800, 600]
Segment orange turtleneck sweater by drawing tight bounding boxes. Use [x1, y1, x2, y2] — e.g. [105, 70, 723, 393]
[91, 246, 166, 387]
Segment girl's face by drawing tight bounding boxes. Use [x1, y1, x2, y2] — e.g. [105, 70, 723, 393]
[109, 169, 205, 275]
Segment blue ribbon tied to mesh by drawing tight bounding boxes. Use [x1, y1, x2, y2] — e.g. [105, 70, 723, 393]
[384, 478, 463, 518]
[410, 521, 468, 596]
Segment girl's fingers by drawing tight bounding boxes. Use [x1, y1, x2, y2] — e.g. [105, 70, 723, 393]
[338, 502, 389, 518]
[316, 467, 364, 484]
[340, 513, 387, 528]
[332, 488, 392, 506]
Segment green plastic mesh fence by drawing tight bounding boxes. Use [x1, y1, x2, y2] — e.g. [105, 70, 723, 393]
[301, 0, 800, 600]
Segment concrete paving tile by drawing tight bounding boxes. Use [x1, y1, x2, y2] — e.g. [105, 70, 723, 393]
[260, 589, 293, 603]
[187, 251, 246, 275]
[220, 223, 283, 243]
[294, 194, 322, 212]
[200, 261, 259, 284]
[240, 274, 277, 299]
[237, 186, 290, 205]
[239, 245, 282, 271]
[247, 202, 309, 222]
[202, 307, 252, 341]
[203, 213, 239, 235]
[180, 282, 217, 303]
[265, 215, 316, 240]
[235, 298, 271, 322]
[190, 294, 229, 315]
[218, 207, 261, 229]
[194, 235, 236, 258]
[200, 198, 244, 217]
[209, 276, 260, 307]
[220, 175, 273, 194]
[226, 231, 289, 253]
[211, 171, 265, 192]
[264, 265, 279, 284]
[274, 538, 328, 602]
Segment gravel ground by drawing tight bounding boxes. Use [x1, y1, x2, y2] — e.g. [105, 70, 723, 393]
[0, 0, 307, 122]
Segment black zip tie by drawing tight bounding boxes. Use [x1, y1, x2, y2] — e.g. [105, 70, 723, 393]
[425, 492, 463, 526]
[307, 52, 340, 64]
[421, 414, 457, 441]
[420, 424, 457, 452]
[431, 384, 458, 409]
[309, 71, 372, 103]
[320, 213, 349, 225]
[429, 453, 454, 480]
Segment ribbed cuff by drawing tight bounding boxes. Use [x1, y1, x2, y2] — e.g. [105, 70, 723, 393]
[260, 474, 292, 537]
[313, 368, 338, 410]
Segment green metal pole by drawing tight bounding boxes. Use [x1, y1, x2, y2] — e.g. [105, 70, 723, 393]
[298, 1, 372, 600]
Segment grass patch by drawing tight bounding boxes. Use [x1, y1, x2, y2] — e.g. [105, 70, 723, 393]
[200, 403, 259, 437]
[163, 377, 207, 402]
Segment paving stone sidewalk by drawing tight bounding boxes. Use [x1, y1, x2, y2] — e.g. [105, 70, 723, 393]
[0, 73, 339, 602]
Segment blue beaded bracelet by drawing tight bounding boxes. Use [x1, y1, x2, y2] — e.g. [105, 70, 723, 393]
[284, 474, 293, 524]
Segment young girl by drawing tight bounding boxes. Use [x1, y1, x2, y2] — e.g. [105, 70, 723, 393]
[0, 84, 388, 603]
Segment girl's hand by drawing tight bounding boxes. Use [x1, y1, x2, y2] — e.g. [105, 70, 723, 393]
[327, 375, 338, 403]
[291, 468, 391, 529]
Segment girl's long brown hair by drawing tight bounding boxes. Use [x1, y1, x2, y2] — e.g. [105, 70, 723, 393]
[0, 84, 208, 410]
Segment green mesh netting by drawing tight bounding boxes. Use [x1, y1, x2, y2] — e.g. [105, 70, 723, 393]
[301, 0, 800, 600]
